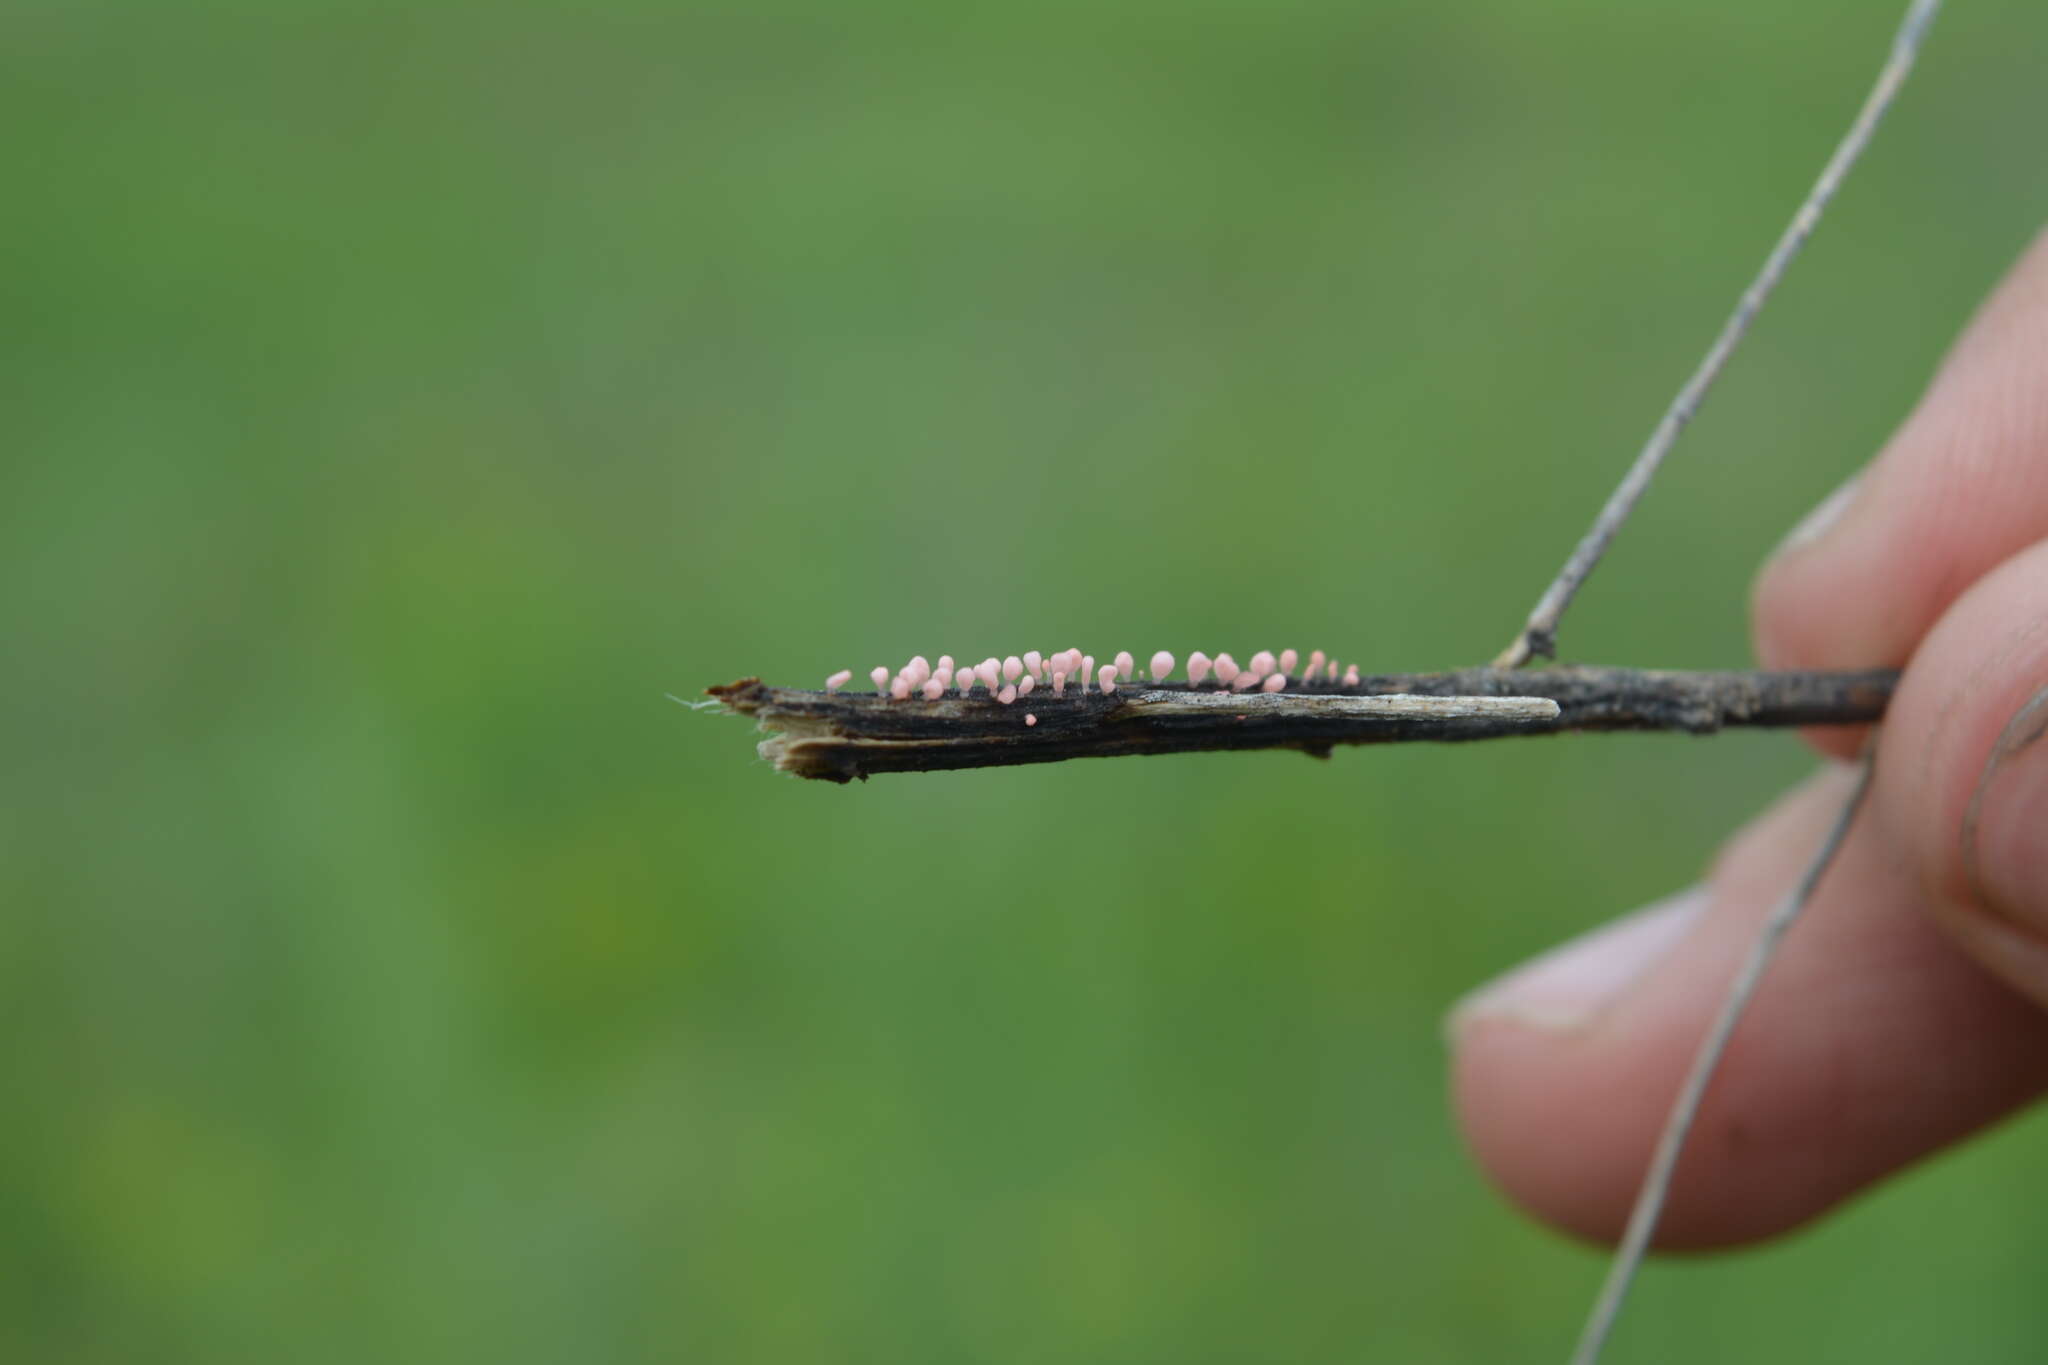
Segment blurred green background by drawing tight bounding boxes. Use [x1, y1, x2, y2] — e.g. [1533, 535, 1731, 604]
[7, 1, 2047, 1360]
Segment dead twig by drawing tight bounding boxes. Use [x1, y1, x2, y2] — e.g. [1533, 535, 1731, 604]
[707, 668, 1895, 783]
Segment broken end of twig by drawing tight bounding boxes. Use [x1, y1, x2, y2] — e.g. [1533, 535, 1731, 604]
[704, 678, 763, 704]
[707, 678, 857, 782]
[710, 676, 1103, 782]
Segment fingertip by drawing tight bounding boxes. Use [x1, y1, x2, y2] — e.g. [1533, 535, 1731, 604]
[1448, 767, 2048, 1250]
[1450, 1015, 1664, 1247]
[1748, 469, 1894, 674]
[1748, 486, 1901, 759]
[1870, 538, 2048, 1009]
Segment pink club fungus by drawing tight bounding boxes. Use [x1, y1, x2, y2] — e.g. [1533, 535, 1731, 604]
[998, 684, 1017, 705]
[921, 677, 945, 700]
[869, 666, 890, 693]
[1025, 713, 1038, 727]
[1187, 652, 1212, 685]
[1262, 672, 1287, 692]
[1149, 651, 1174, 681]
[1098, 666, 1118, 694]
[825, 669, 853, 694]
[1279, 648, 1299, 676]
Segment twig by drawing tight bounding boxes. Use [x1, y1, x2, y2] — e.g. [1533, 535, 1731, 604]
[705, 668, 1895, 782]
[1570, 751, 1876, 1365]
[1494, 0, 1945, 669]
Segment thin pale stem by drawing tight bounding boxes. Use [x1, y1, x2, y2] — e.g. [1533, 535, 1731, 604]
[1495, 0, 1944, 669]
[1569, 752, 1876, 1365]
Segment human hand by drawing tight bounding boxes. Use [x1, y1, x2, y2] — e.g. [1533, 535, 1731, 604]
[1447, 227, 2048, 1249]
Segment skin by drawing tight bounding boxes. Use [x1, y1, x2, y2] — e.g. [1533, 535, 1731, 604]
[1447, 226, 2048, 1249]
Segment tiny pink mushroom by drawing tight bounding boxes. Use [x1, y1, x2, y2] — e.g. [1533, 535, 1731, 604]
[1278, 649, 1298, 676]
[998, 684, 1017, 705]
[869, 666, 890, 693]
[1343, 664, 1360, 687]
[1149, 651, 1174, 681]
[921, 677, 945, 700]
[1249, 650, 1276, 678]
[826, 669, 853, 694]
[1114, 651, 1135, 681]
[890, 676, 913, 700]
[1025, 713, 1038, 727]
[1261, 672, 1286, 693]
[1081, 655, 1095, 689]
[1052, 670, 1067, 697]
[1017, 674, 1035, 696]
[1213, 654, 1239, 685]
[1098, 666, 1118, 694]
[1187, 652, 1212, 685]
[1003, 656, 1023, 683]
[1024, 650, 1043, 680]
[977, 660, 1002, 692]
[1306, 650, 1325, 679]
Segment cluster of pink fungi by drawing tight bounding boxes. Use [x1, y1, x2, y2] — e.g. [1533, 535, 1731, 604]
[821, 647, 1363, 728]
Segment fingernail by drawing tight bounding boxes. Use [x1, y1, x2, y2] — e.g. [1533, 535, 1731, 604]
[1772, 474, 1863, 560]
[1447, 886, 1708, 1038]
[1966, 685, 2048, 933]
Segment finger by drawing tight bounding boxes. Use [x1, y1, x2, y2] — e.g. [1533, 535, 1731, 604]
[1447, 765, 2048, 1250]
[1867, 536, 2048, 1012]
[1752, 226, 2048, 756]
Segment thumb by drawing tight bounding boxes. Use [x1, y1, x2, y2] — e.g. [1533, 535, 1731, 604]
[1877, 535, 2048, 1009]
